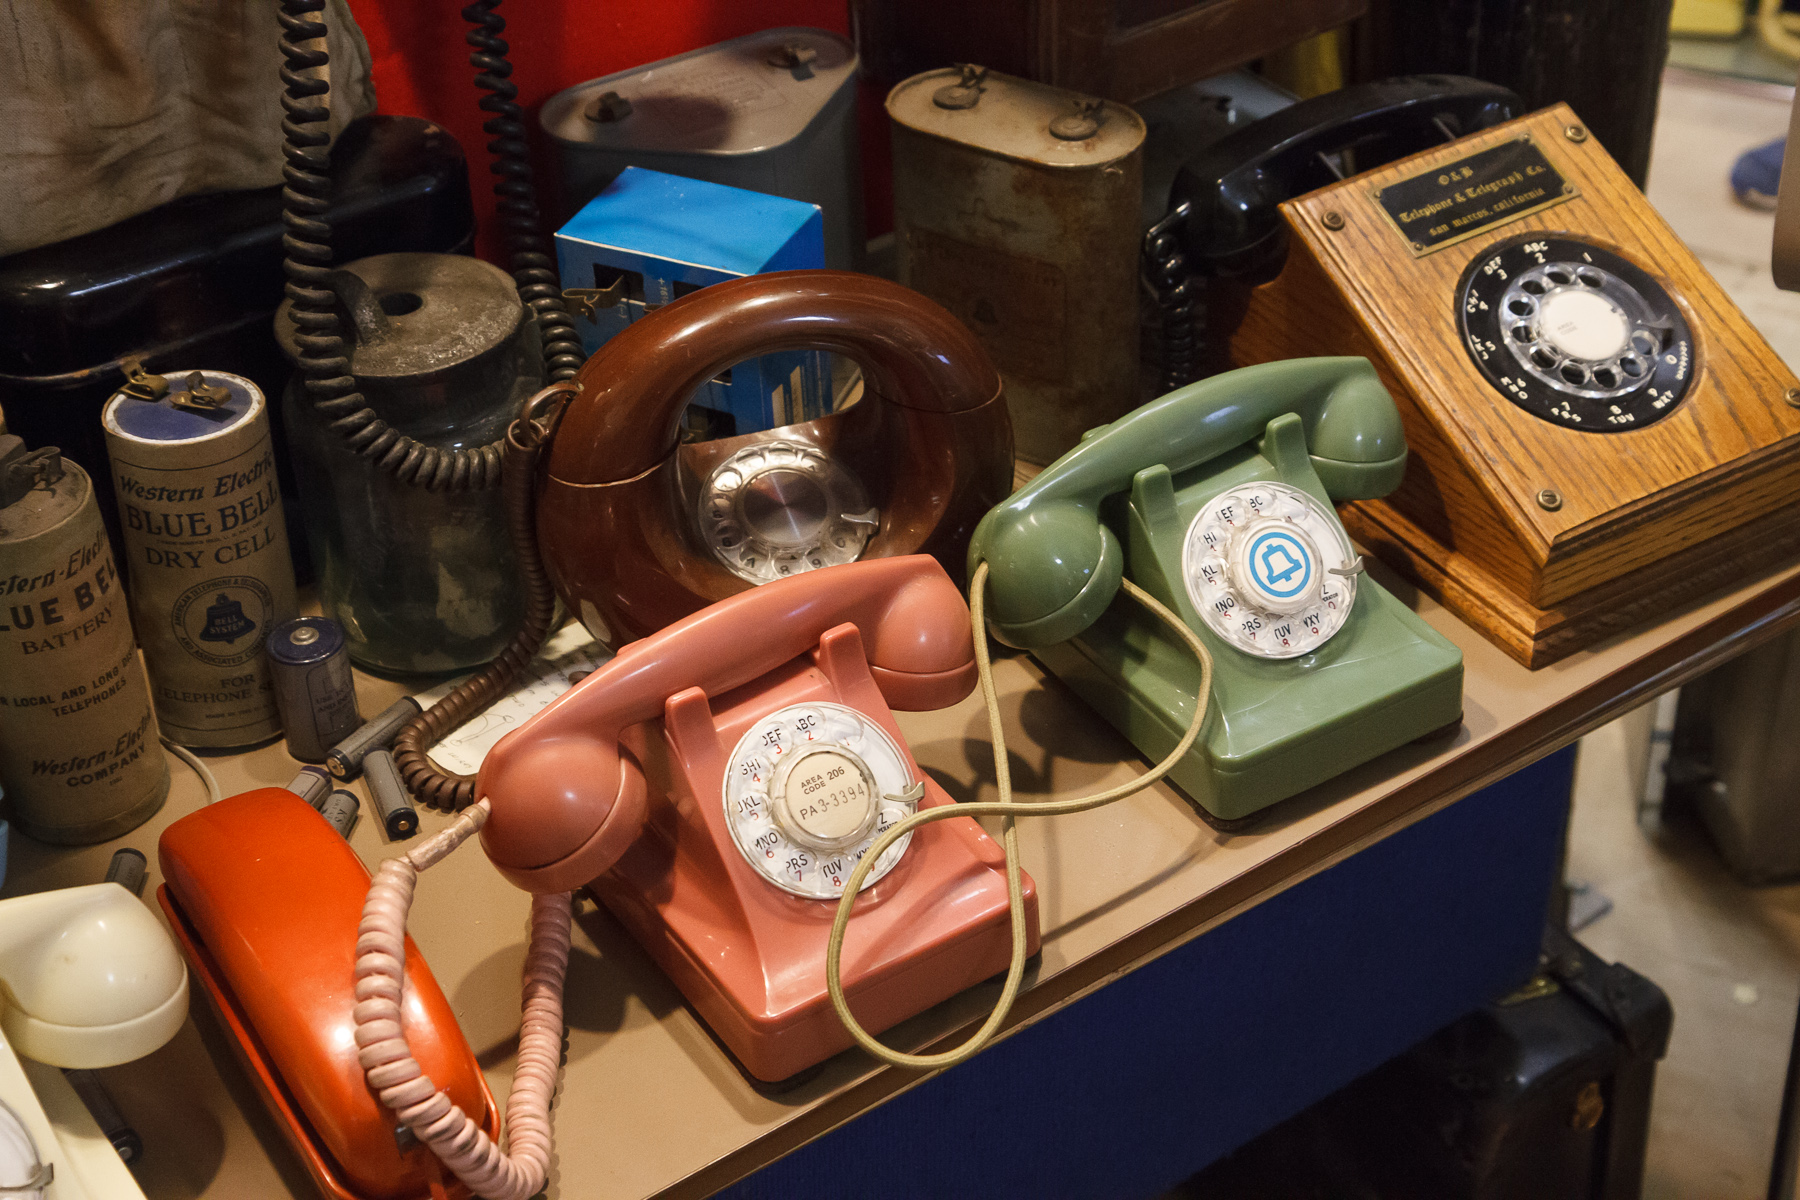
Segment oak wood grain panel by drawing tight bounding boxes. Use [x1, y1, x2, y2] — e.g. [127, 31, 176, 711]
[1346, 492, 1800, 667]
[1282, 104, 1800, 605]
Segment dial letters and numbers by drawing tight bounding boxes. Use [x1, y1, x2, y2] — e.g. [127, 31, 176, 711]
[1182, 482, 1360, 660]
[723, 703, 919, 900]
[1456, 234, 1695, 431]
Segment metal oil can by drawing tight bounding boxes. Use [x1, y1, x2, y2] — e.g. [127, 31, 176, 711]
[540, 27, 865, 271]
[888, 67, 1145, 466]
[0, 436, 168, 843]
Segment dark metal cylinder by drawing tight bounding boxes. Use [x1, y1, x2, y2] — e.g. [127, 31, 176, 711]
[266, 616, 361, 763]
[363, 748, 419, 840]
[103, 847, 148, 898]
[285, 764, 334, 808]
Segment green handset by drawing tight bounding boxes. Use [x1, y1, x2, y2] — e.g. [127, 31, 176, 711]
[969, 357, 1463, 822]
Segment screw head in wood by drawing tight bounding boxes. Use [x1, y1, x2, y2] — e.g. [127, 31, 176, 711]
[1321, 211, 1346, 231]
[1786, 387, 1800, 407]
[1537, 488, 1563, 511]
[1565, 123, 1588, 143]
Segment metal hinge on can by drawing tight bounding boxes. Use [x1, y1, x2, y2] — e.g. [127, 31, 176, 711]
[117, 357, 170, 403]
[171, 372, 231, 413]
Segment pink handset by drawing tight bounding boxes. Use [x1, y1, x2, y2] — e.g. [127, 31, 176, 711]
[478, 555, 1038, 1081]
[478, 554, 984, 889]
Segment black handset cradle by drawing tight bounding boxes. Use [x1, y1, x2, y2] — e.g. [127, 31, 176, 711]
[1146, 76, 1524, 389]
[1168, 75, 1524, 283]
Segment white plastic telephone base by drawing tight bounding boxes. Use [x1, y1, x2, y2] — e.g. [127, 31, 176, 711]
[0, 1037, 145, 1199]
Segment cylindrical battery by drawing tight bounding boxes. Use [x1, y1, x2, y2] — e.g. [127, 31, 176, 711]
[102, 371, 297, 748]
[363, 749, 419, 839]
[103, 848, 148, 897]
[888, 69, 1145, 466]
[285, 765, 334, 808]
[326, 695, 422, 780]
[319, 789, 360, 839]
[0, 440, 169, 843]
[267, 617, 360, 762]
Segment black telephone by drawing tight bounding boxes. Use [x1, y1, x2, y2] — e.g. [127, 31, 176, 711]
[1144, 74, 1524, 387]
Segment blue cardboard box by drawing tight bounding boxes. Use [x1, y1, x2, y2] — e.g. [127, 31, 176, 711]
[555, 167, 832, 434]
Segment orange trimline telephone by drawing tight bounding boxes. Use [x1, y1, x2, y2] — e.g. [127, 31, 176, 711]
[334, 555, 1211, 1200]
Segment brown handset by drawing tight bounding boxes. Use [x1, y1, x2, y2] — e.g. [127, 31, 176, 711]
[536, 269, 1014, 647]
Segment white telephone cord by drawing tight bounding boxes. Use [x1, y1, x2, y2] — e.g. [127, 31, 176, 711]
[353, 800, 571, 1200]
[824, 560, 1215, 1071]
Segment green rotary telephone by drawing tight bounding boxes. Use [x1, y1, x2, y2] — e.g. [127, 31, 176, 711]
[970, 357, 1464, 822]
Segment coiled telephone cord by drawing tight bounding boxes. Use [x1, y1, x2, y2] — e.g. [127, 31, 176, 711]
[824, 562, 1215, 1071]
[463, 0, 584, 385]
[278, 0, 578, 494]
[354, 800, 572, 1200]
[1143, 202, 1204, 392]
[391, 384, 575, 812]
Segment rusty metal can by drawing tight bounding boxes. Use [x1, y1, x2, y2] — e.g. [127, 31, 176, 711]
[888, 67, 1145, 465]
[102, 370, 298, 748]
[0, 437, 169, 843]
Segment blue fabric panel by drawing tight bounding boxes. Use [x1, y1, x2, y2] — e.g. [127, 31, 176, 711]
[720, 745, 1576, 1200]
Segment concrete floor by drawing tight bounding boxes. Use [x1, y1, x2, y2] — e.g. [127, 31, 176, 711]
[1567, 64, 1800, 1200]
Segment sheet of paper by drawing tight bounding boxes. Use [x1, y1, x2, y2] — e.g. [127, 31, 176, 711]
[425, 624, 612, 776]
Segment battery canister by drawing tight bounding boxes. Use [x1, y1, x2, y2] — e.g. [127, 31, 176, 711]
[267, 617, 361, 763]
[102, 370, 298, 747]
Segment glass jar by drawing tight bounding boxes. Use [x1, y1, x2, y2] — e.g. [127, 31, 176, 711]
[277, 252, 543, 673]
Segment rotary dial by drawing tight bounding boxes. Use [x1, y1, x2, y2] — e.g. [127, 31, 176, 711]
[1458, 234, 1694, 430]
[723, 702, 921, 900]
[700, 441, 877, 584]
[1180, 481, 1359, 659]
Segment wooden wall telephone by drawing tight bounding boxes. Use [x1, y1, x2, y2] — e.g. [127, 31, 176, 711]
[476, 554, 1035, 1082]
[970, 357, 1463, 823]
[1199, 85, 1800, 666]
[539, 270, 1014, 647]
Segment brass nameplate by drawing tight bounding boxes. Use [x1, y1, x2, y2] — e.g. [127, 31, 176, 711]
[1373, 136, 1576, 257]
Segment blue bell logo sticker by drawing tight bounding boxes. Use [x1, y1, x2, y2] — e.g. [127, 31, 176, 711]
[171, 576, 274, 667]
[1247, 529, 1312, 600]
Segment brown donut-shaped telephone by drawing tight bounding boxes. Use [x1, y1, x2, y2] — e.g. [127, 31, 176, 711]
[539, 270, 1013, 646]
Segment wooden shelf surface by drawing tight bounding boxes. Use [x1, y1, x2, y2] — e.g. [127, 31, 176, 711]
[10, 553, 1800, 1199]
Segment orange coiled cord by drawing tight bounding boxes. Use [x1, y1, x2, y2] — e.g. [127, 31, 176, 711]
[353, 800, 572, 1200]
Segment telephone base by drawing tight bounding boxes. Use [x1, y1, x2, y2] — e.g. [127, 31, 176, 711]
[592, 778, 1038, 1082]
[160, 888, 493, 1200]
[157, 792, 498, 1200]
[589, 635, 1038, 1083]
[1342, 495, 1800, 669]
[1033, 580, 1464, 822]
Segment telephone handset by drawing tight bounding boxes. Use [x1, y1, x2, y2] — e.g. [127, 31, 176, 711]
[469, 555, 1034, 1086]
[537, 270, 1014, 648]
[971, 357, 1464, 822]
[158, 791, 499, 1200]
[1146, 75, 1523, 386]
